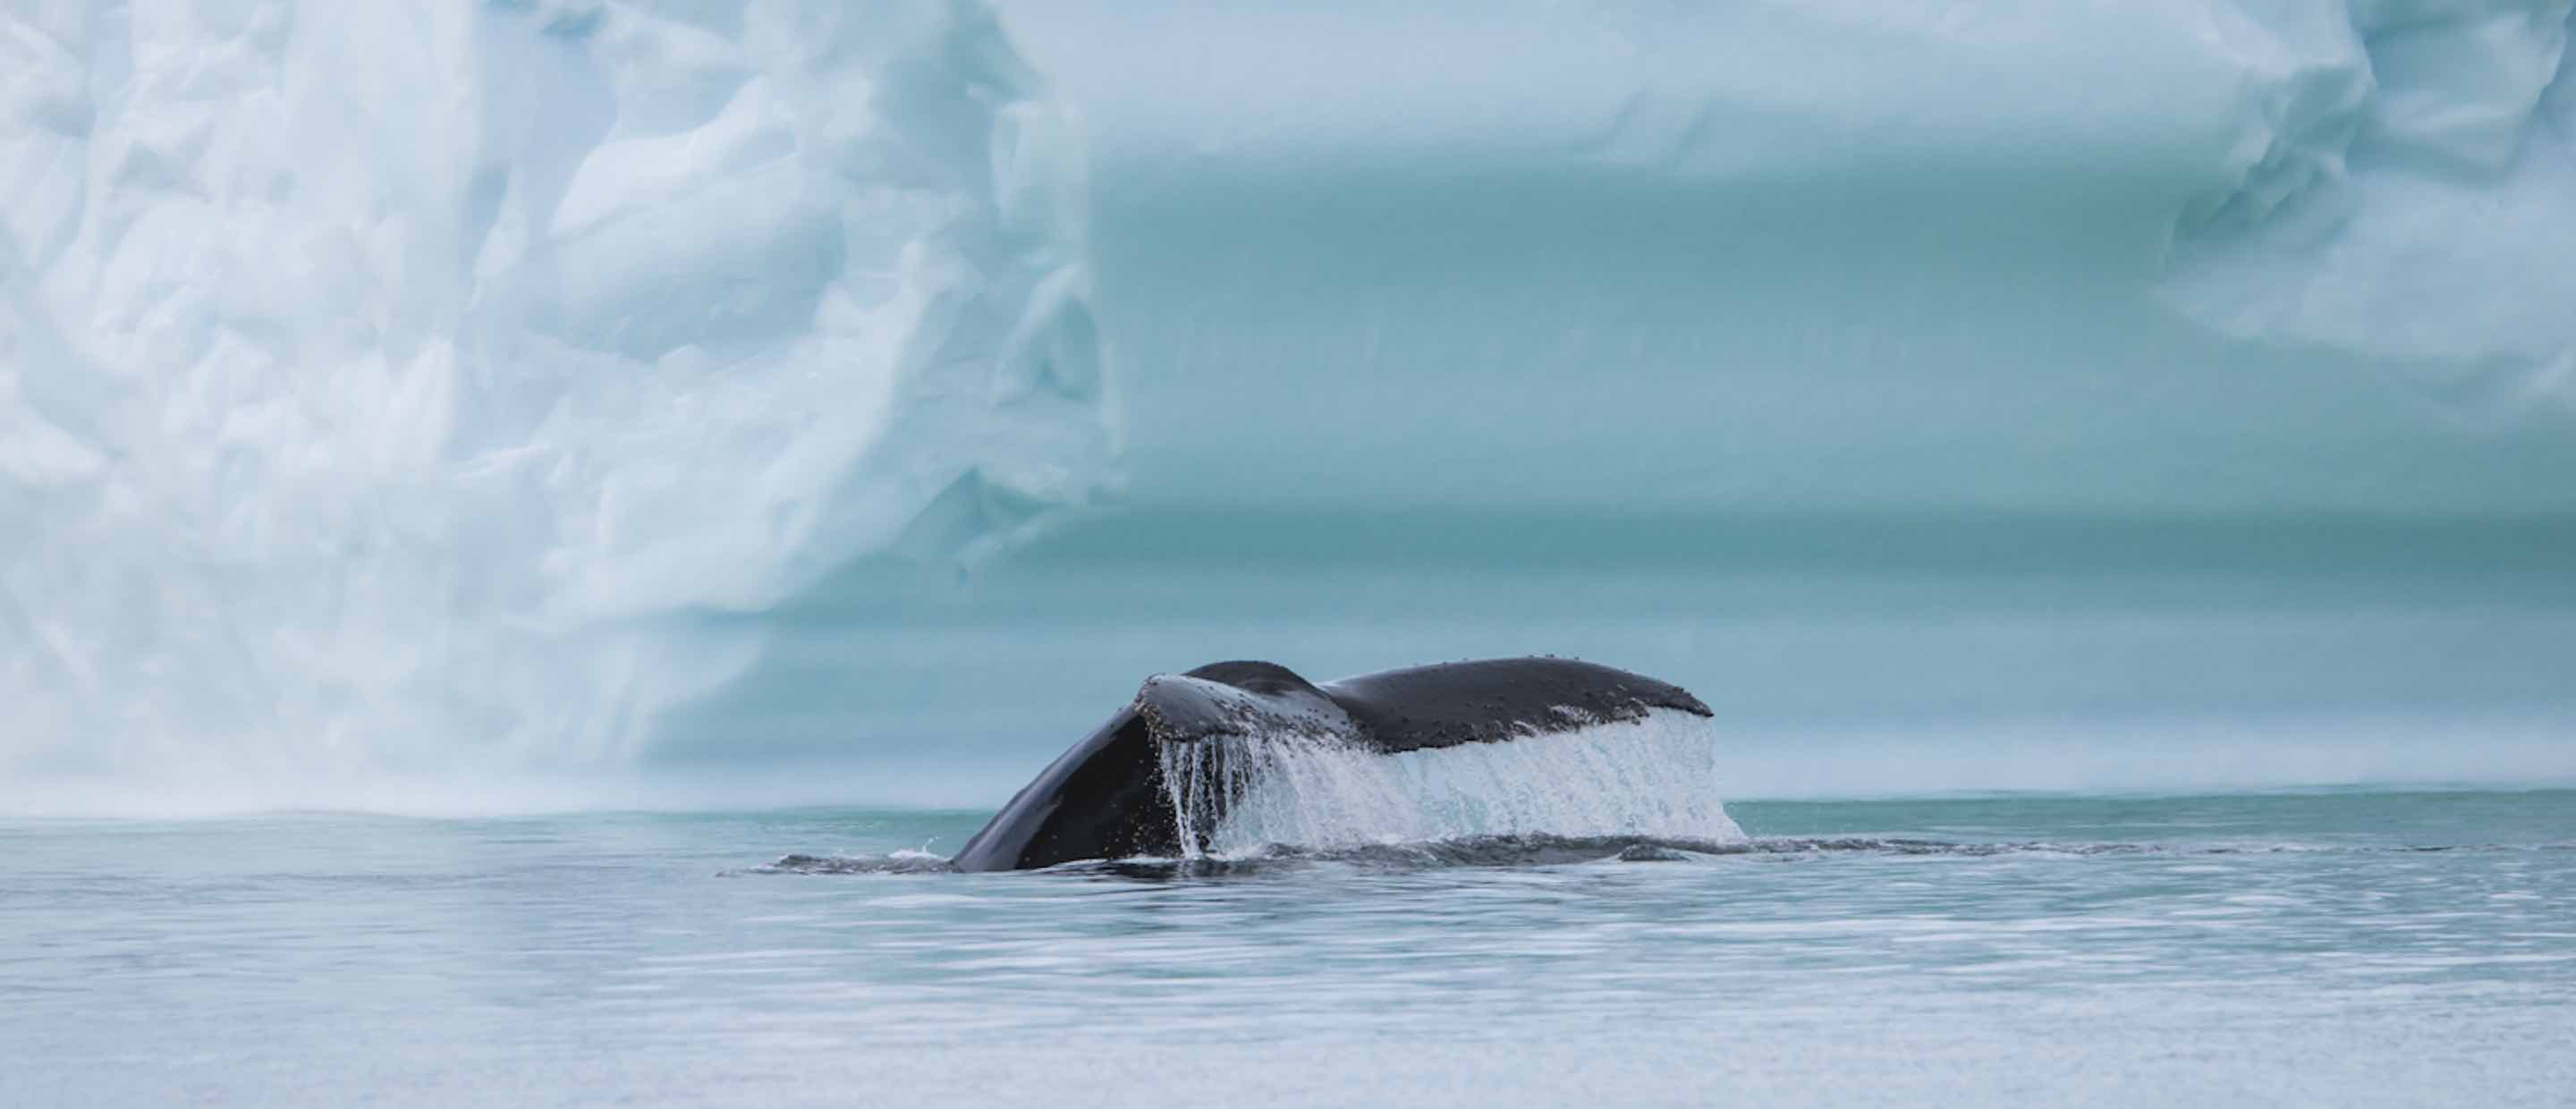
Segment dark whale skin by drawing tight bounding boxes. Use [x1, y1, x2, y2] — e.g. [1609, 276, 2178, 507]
[950, 657, 1712, 872]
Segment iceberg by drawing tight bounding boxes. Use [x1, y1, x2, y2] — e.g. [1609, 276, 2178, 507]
[1003, 0, 2576, 516]
[1, 0, 1106, 801]
[4, 0, 2572, 809]
[2166, 0, 2576, 406]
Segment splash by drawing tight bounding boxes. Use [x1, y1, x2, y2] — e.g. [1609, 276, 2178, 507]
[1157, 707, 1743, 858]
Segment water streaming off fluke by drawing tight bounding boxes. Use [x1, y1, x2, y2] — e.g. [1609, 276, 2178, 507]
[1158, 708, 1743, 858]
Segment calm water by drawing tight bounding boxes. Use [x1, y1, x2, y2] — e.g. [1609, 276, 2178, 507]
[5, 791, 2573, 1106]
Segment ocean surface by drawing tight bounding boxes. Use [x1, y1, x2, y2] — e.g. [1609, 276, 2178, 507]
[8, 790, 2572, 1106]
[9, 4, 2576, 1106]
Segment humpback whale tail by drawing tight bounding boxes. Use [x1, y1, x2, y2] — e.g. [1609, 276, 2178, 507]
[952, 657, 1716, 872]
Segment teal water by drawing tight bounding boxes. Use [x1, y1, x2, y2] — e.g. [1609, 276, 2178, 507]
[7, 791, 2572, 1105]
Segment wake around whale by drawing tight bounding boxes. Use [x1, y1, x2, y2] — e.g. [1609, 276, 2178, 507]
[952, 657, 1714, 871]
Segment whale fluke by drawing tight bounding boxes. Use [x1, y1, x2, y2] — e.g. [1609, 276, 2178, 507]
[1310, 656, 1710, 752]
[951, 657, 1713, 872]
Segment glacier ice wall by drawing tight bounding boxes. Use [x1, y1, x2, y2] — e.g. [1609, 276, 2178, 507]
[1007, 0, 2576, 516]
[5, 0, 2575, 809]
[2166, 0, 2576, 406]
[1, 0, 1108, 797]
[784, 0, 2576, 803]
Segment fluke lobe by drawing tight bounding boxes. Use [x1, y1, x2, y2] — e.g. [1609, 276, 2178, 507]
[951, 657, 1713, 872]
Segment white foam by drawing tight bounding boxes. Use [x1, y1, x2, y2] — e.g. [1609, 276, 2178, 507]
[1158, 708, 1745, 856]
